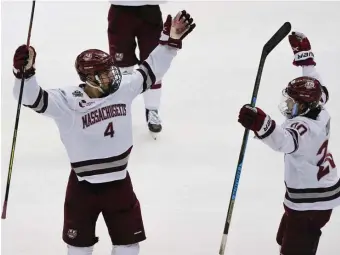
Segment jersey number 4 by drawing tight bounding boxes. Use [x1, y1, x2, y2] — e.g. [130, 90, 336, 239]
[104, 122, 115, 138]
[317, 140, 336, 181]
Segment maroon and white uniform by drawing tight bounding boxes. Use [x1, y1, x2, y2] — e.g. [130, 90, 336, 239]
[257, 66, 339, 211]
[12, 9, 195, 255]
[13, 45, 177, 184]
[238, 31, 338, 255]
[13, 44, 177, 249]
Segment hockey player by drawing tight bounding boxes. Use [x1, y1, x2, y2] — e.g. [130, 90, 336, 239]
[238, 31, 340, 255]
[107, 1, 167, 138]
[12, 11, 195, 255]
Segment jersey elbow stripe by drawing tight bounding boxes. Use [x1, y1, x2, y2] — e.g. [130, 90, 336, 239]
[286, 128, 299, 154]
[71, 146, 133, 177]
[142, 61, 156, 85]
[137, 61, 156, 90]
[136, 69, 148, 93]
[285, 178, 340, 203]
[23, 88, 48, 113]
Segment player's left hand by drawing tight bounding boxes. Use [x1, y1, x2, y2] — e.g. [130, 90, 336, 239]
[288, 31, 315, 66]
[170, 10, 195, 40]
[160, 10, 195, 49]
[238, 104, 275, 138]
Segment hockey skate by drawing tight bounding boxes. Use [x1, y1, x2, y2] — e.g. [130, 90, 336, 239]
[146, 109, 162, 140]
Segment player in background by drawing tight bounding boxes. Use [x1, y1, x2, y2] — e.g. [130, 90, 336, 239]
[12, 11, 195, 255]
[107, 1, 167, 139]
[238, 31, 340, 255]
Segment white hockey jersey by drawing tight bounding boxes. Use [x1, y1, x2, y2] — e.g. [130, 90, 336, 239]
[109, 1, 167, 6]
[13, 44, 177, 184]
[256, 66, 339, 211]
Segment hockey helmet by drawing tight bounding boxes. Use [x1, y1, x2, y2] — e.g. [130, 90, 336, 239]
[279, 76, 322, 118]
[75, 49, 121, 95]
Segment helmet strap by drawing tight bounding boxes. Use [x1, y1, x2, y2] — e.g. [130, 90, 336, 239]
[291, 103, 299, 118]
[95, 74, 110, 94]
[291, 102, 310, 118]
[85, 74, 112, 96]
[85, 80, 105, 94]
[84, 71, 120, 97]
[299, 106, 311, 117]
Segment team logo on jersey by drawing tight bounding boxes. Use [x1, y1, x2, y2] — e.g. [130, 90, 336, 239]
[79, 99, 95, 108]
[115, 53, 124, 61]
[72, 90, 83, 97]
[67, 229, 77, 239]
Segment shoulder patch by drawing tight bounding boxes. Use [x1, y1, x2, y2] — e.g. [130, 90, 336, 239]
[72, 90, 83, 97]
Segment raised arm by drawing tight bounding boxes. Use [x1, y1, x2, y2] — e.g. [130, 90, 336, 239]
[125, 10, 196, 97]
[288, 31, 329, 105]
[238, 105, 301, 154]
[12, 45, 66, 119]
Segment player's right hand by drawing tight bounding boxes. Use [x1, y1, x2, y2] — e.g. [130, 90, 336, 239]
[288, 32, 315, 66]
[238, 104, 275, 139]
[13, 45, 36, 79]
[159, 10, 196, 49]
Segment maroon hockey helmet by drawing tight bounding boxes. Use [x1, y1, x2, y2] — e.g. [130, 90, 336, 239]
[286, 76, 322, 103]
[75, 49, 121, 95]
[279, 76, 322, 118]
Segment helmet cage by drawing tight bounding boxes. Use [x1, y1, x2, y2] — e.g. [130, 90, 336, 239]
[279, 89, 300, 119]
[86, 66, 122, 95]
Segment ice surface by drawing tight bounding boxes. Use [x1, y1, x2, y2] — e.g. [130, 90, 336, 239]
[1, 1, 340, 254]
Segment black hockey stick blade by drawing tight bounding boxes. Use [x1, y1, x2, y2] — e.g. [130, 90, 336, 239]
[249, 22, 291, 107]
[263, 22, 291, 56]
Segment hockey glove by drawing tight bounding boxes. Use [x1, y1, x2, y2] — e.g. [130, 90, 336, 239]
[288, 31, 316, 66]
[160, 10, 196, 49]
[238, 104, 276, 139]
[13, 45, 36, 79]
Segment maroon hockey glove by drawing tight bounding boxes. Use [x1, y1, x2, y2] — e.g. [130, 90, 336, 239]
[13, 45, 36, 79]
[288, 32, 316, 66]
[238, 104, 276, 139]
[159, 10, 196, 49]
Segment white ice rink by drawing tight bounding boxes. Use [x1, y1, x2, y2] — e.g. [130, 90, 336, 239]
[1, 1, 340, 254]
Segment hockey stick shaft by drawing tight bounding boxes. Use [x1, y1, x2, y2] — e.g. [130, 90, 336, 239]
[219, 22, 291, 254]
[2, 0, 36, 220]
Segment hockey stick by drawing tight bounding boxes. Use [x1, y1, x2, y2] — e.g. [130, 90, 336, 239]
[218, 22, 291, 254]
[2, 0, 36, 220]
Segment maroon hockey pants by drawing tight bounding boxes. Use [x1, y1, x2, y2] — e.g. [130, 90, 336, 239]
[63, 170, 146, 247]
[276, 205, 332, 255]
[107, 4, 163, 67]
